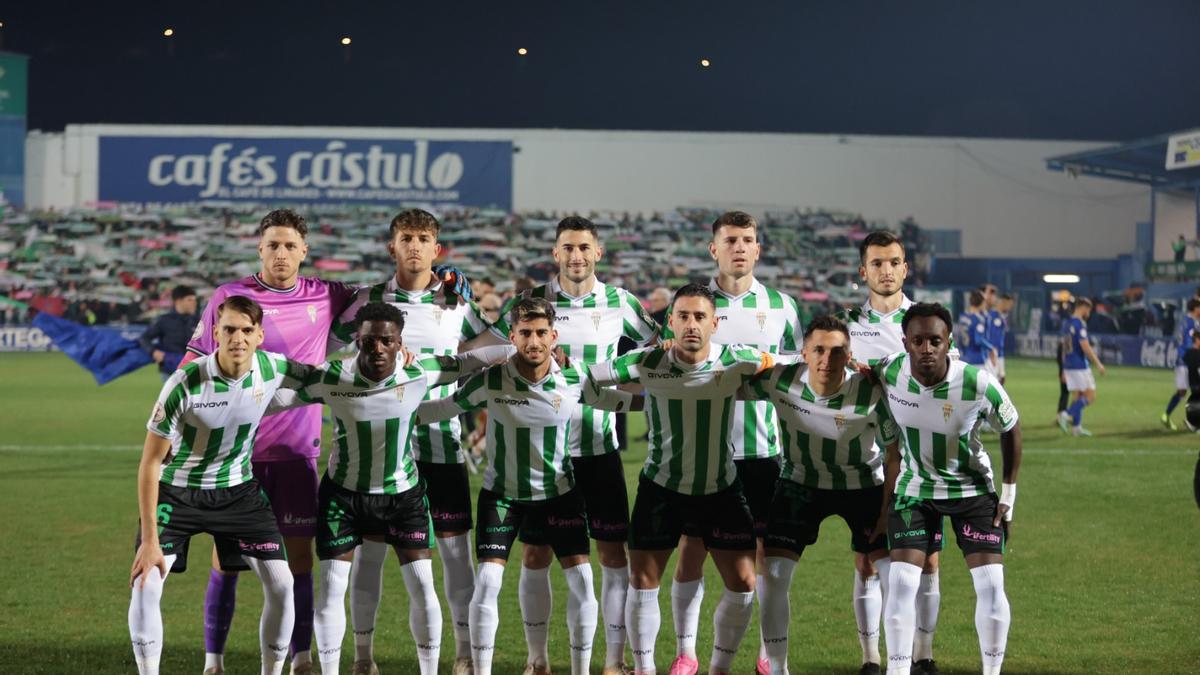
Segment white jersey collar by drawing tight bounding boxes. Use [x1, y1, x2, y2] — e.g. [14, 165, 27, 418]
[708, 276, 763, 302]
[860, 293, 913, 321]
[549, 275, 604, 300]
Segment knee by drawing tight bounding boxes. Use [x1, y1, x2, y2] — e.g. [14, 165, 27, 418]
[597, 542, 628, 569]
[854, 553, 876, 579]
[473, 563, 505, 603]
[674, 538, 706, 579]
[922, 555, 939, 575]
[522, 545, 554, 569]
[133, 567, 167, 603]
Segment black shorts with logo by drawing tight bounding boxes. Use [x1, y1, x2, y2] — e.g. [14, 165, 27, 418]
[629, 475, 756, 552]
[317, 476, 435, 560]
[134, 480, 287, 574]
[571, 452, 631, 542]
[416, 460, 473, 533]
[474, 487, 591, 561]
[764, 480, 887, 557]
[889, 493, 1005, 556]
[682, 458, 780, 539]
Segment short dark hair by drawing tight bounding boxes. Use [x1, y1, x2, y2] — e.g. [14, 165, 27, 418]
[556, 216, 599, 241]
[216, 295, 263, 325]
[1075, 297, 1093, 309]
[389, 208, 440, 238]
[858, 230, 904, 263]
[711, 211, 757, 236]
[672, 282, 716, 310]
[509, 297, 556, 327]
[1000, 293, 1013, 301]
[258, 209, 308, 238]
[803, 314, 851, 343]
[171, 285, 196, 302]
[901, 302, 953, 337]
[969, 290, 985, 307]
[1187, 299, 1200, 313]
[354, 302, 406, 335]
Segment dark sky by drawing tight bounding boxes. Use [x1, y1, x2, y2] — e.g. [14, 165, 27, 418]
[6, 1, 1199, 140]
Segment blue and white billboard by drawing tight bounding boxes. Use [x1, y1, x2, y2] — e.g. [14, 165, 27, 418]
[99, 136, 513, 209]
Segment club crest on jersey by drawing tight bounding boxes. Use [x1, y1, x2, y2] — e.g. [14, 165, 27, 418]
[756, 311, 767, 330]
[942, 403, 954, 421]
[432, 307, 445, 324]
[254, 388, 265, 405]
[394, 384, 406, 400]
[551, 394, 563, 413]
[191, 322, 204, 341]
[151, 402, 166, 425]
[590, 311, 602, 330]
[307, 304, 318, 323]
[834, 414, 846, 430]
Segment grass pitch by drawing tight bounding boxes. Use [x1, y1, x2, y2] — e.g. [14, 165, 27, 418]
[0, 354, 1197, 674]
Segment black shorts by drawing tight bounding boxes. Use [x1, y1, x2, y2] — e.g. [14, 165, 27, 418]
[475, 488, 591, 561]
[316, 476, 435, 560]
[416, 460, 473, 533]
[134, 481, 287, 574]
[764, 480, 887, 557]
[571, 452, 631, 542]
[889, 494, 1005, 556]
[629, 475, 756, 551]
[682, 457, 779, 539]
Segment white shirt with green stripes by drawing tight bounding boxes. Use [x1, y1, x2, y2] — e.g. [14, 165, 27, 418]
[875, 354, 1019, 500]
[745, 364, 897, 490]
[417, 359, 635, 502]
[841, 294, 960, 365]
[661, 278, 801, 461]
[488, 276, 660, 458]
[329, 276, 492, 465]
[148, 350, 312, 490]
[589, 343, 773, 496]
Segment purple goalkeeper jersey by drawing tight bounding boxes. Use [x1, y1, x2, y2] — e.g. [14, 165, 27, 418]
[187, 273, 357, 462]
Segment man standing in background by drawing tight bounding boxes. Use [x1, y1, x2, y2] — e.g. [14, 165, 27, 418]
[139, 285, 199, 380]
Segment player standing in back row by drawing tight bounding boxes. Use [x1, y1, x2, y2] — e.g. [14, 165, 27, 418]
[664, 211, 802, 675]
[187, 210, 357, 675]
[489, 217, 661, 675]
[329, 208, 493, 675]
[840, 231, 947, 675]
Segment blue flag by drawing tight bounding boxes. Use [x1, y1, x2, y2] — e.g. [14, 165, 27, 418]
[33, 313, 154, 385]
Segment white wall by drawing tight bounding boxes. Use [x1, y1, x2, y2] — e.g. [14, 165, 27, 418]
[27, 123, 1150, 259]
[1154, 190, 1200, 261]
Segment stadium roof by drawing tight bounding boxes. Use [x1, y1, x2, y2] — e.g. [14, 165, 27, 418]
[1046, 133, 1200, 190]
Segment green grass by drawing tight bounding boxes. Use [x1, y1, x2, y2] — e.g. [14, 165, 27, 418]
[0, 354, 1197, 674]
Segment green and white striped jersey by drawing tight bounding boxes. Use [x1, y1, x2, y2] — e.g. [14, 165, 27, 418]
[840, 295, 959, 366]
[489, 277, 659, 458]
[329, 276, 492, 465]
[417, 360, 634, 501]
[148, 350, 311, 489]
[272, 352, 497, 495]
[746, 364, 897, 490]
[876, 354, 1019, 500]
[590, 344, 772, 496]
[661, 278, 801, 461]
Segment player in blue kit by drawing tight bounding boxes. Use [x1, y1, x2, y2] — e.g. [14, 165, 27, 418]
[1057, 298, 1105, 436]
[1162, 299, 1200, 430]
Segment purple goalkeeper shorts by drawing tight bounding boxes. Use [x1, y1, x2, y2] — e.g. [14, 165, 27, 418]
[252, 457, 320, 538]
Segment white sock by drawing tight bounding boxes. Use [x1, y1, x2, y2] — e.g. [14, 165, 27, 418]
[853, 571, 882, 666]
[756, 574, 768, 664]
[625, 586, 661, 674]
[350, 540, 388, 662]
[670, 577, 703, 658]
[519, 565, 552, 669]
[470, 562, 505, 675]
[564, 563, 599, 675]
[970, 564, 1010, 675]
[710, 588, 754, 673]
[600, 564, 629, 669]
[315, 559, 352, 675]
[439, 533, 477, 659]
[203, 654, 224, 672]
[875, 557, 892, 603]
[914, 571, 941, 661]
[245, 557, 295, 675]
[884, 562, 922, 675]
[401, 559, 443, 675]
[761, 556, 796, 675]
[129, 554, 175, 675]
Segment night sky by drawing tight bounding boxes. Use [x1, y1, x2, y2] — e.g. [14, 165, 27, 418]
[6, 1, 1199, 141]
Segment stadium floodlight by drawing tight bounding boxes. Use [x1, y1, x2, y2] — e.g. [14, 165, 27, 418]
[1043, 274, 1081, 284]
[341, 37, 351, 45]
[700, 58, 711, 67]
[163, 28, 174, 37]
[517, 47, 528, 55]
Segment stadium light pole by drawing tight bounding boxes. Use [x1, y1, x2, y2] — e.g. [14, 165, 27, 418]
[341, 36, 352, 64]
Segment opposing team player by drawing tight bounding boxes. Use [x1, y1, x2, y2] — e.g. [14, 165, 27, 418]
[981, 285, 1006, 383]
[1163, 299, 1200, 430]
[1056, 298, 1104, 437]
[877, 303, 1022, 675]
[186, 210, 357, 675]
[488, 217, 661, 675]
[665, 211, 801, 675]
[754, 315, 899, 675]
[329, 208, 494, 675]
[840, 231, 945, 674]
[129, 296, 314, 675]
[269, 303, 512, 675]
[956, 290, 994, 370]
[417, 297, 641, 675]
[591, 283, 773, 675]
